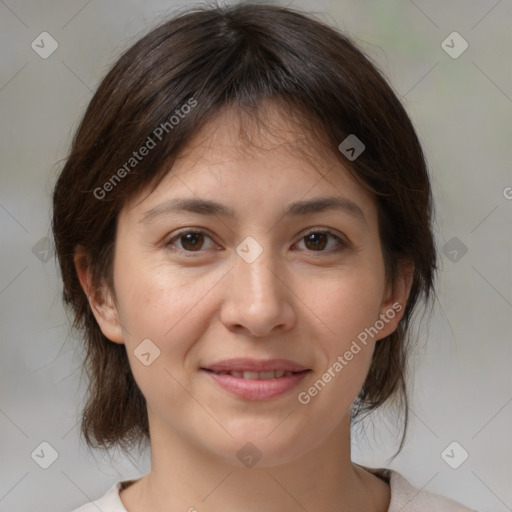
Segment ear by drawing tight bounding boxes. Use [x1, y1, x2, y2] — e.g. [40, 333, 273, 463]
[74, 249, 124, 344]
[375, 260, 414, 340]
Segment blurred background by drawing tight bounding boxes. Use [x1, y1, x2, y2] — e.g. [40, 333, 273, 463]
[1, 1, 511, 511]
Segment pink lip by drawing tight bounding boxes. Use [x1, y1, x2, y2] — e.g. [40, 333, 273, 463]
[202, 370, 309, 400]
[203, 358, 308, 373]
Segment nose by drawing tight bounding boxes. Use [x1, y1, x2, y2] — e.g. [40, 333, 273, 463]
[219, 245, 296, 337]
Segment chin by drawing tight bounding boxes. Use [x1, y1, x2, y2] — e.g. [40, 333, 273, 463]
[199, 423, 322, 469]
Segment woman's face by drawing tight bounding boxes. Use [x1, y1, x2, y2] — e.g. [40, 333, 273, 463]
[88, 105, 409, 467]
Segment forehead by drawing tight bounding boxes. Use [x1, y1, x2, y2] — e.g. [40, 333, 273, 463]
[173, 101, 339, 177]
[124, 101, 378, 223]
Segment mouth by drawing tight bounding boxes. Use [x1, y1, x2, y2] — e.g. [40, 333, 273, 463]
[201, 358, 309, 374]
[200, 359, 311, 400]
[202, 369, 305, 379]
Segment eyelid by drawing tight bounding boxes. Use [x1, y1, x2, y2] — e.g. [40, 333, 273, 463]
[164, 226, 350, 256]
[163, 228, 218, 254]
[295, 227, 350, 251]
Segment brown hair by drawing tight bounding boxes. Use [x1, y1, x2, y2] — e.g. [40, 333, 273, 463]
[52, 3, 437, 456]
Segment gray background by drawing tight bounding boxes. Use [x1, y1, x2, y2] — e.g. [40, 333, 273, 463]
[1, 0, 511, 511]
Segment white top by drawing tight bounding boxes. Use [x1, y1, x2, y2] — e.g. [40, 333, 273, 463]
[70, 469, 476, 512]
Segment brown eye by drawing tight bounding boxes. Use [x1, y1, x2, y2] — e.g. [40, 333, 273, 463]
[165, 230, 216, 254]
[180, 232, 205, 251]
[303, 232, 329, 251]
[295, 230, 348, 253]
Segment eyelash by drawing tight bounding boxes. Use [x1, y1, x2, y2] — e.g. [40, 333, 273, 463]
[164, 228, 349, 257]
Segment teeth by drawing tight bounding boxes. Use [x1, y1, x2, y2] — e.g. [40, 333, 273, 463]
[214, 370, 295, 379]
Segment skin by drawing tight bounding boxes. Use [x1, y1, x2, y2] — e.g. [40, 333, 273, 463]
[77, 102, 413, 512]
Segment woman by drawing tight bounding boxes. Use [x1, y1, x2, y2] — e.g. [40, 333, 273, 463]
[52, 3, 475, 511]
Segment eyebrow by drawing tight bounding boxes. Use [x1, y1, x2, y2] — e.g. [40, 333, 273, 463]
[141, 196, 367, 226]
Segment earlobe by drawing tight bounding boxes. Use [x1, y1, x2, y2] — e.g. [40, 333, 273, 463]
[74, 251, 125, 344]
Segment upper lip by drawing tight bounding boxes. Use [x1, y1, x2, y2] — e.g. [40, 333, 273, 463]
[202, 358, 309, 373]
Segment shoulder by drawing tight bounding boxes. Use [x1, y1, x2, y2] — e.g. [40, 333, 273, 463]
[68, 480, 132, 512]
[383, 469, 477, 512]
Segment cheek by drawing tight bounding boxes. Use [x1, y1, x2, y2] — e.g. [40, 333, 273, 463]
[302, 268, 385, 398]
[113, 251, 203, 336]
[110, 263, 211, 408]
[310, 267, 386, 344]
[112, 255, 224, 383]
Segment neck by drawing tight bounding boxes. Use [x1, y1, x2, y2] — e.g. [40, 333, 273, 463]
[120, 412, 390, 512]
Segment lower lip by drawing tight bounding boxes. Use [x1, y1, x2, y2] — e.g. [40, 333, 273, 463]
[201, 369, 310, 400]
